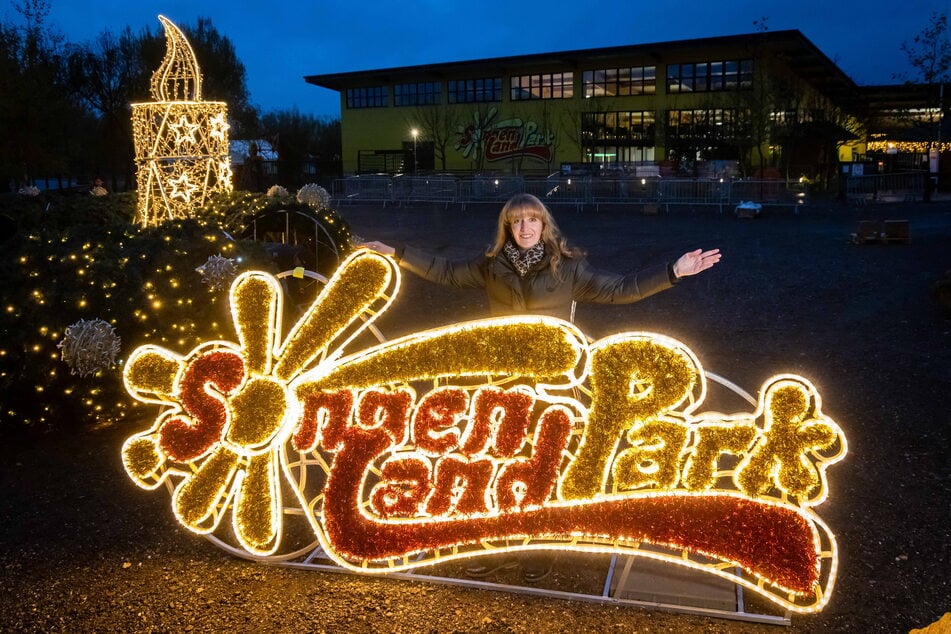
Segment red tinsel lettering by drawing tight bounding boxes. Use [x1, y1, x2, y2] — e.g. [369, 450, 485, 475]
[293, 390, 354, 452]
[356, 389, 413, 446]
[495, 406, 572, 510]
[413, 388, 467, 456]
[463, 387, 535, 458]
[159, 350, 244, 461]
[370, 457, 432, 517]
[322, 427, 821, 595]
[424, 456, 494, 516]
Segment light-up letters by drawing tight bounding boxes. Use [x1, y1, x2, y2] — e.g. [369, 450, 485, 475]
[121, 250, 847, 613]
[130, 16, 232, 227]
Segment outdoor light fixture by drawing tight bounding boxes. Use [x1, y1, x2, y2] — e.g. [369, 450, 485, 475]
[130, 15, 232, 227]
[121, 250, 847, 613]
[411, 128, 419, 173]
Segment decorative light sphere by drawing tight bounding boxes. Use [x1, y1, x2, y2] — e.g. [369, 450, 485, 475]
[196, 254, 238, 291]
[266, 185, 289, 198]
[296, 183, 331, 209]
[59, 318, 121, 377]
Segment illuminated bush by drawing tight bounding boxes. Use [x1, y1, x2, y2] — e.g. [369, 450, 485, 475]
[0, 191, 352, 430]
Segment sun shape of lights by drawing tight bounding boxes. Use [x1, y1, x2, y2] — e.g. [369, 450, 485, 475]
[130, 15, 232, 227]
[121, 251, 847, 613]
[121, 251, 401, 553]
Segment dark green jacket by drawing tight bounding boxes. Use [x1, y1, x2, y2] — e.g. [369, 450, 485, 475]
[396, 245, 677, 321]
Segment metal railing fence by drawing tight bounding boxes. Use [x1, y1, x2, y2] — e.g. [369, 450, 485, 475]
[331, 175, 809, 210]
[844, 172, 925, 204]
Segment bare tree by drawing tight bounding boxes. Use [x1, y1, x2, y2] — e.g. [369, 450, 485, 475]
[898, 11, 951, 152]
[0, 0, 82, 190]
[537, 100, 563, 175]
[410, 103, 460, 172]
[899, 11, 951, 84]
[454, 104, 498, 172]
[560, 96, 611, 167]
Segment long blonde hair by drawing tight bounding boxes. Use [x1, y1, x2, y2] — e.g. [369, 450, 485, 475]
[487, 193, 583, 279]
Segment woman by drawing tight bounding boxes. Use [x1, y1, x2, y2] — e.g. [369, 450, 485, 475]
[362, 192, 720, 322]
[361, 193, 720, 582]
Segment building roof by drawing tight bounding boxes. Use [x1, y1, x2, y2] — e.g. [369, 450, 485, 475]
[305, 29, 859, 103]
[856, 83, 951, 140]
[854, 82, 950, 113]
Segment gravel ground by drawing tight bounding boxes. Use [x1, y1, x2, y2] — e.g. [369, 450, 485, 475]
[1, 197, 948, 632]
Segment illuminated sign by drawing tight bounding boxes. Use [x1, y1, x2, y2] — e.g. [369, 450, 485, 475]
[121, 250, 847, 613]
[456, 108, 555, 164]
[131, 16, 232, 227]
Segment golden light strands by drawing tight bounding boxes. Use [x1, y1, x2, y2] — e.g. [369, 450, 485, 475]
[121, 250, 848, 613]
[867, 139, 951, 153]
[131, 15, 232, 227]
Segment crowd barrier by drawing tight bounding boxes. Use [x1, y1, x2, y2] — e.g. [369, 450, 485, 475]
[331, 175, 808, 211]
[844, 172, 925, 204]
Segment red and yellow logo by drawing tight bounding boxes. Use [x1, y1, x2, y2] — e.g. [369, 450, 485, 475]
[121, 250, 846, 613]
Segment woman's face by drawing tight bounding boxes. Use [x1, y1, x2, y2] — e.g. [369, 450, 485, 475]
[509, 212, 543, 249]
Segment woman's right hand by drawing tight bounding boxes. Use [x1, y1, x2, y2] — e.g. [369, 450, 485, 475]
[358, 240, 396, 256]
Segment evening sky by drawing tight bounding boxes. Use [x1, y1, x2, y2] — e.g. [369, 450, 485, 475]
[6, 0, 949, 117]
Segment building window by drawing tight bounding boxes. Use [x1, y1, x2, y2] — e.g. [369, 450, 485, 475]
[581, 111, 655, 144]
[581, 110, 656, 166]
[667, 60, 753, 93]
[510, 72, 574, 100]
[448, 77, 502, 103]
[666, 109, 750, 141]
[346, 86, 388, 109]
[394, 81, 442, 106]
[583, 67, 656, 97]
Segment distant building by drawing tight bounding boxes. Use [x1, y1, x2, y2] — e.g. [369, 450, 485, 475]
[855, 82, 951, 179]
[307, 30, 878, 184]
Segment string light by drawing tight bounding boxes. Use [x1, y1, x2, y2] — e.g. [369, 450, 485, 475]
[867, 140, 951, 153]
[121, 251, 847, 613]
[0, 190, 318, 428]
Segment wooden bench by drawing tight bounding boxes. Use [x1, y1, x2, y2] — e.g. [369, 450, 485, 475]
[882, 219, 911, 243]
[850, 219, 911, 244]
[851, 220, 882, 244]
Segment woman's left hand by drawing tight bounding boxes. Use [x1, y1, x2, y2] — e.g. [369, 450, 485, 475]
[673, 248, 721, 278]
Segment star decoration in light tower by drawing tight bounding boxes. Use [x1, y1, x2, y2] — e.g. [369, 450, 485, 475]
[168, 172, 199, 202]
[169, 115, 201, 147]
[210, 112, 230, 141]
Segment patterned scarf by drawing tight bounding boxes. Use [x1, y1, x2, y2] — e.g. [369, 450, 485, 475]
[502, 240, 545, 277]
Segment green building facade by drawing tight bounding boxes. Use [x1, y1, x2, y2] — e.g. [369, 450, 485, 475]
[307, 30, 862, 182]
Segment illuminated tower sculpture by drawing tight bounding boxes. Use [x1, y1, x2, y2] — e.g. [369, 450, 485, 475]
[131, 15, 232, 227]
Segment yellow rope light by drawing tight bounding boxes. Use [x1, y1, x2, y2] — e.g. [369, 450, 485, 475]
[121, 250, 847, 612]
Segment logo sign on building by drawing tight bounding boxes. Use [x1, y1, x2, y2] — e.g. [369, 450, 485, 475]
[456, 108, 555, 164]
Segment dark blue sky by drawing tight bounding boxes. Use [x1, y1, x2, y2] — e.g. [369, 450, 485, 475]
[9, 0, 950, 117]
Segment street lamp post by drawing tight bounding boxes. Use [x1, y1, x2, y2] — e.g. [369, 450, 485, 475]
[411, 128, 418, 174]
